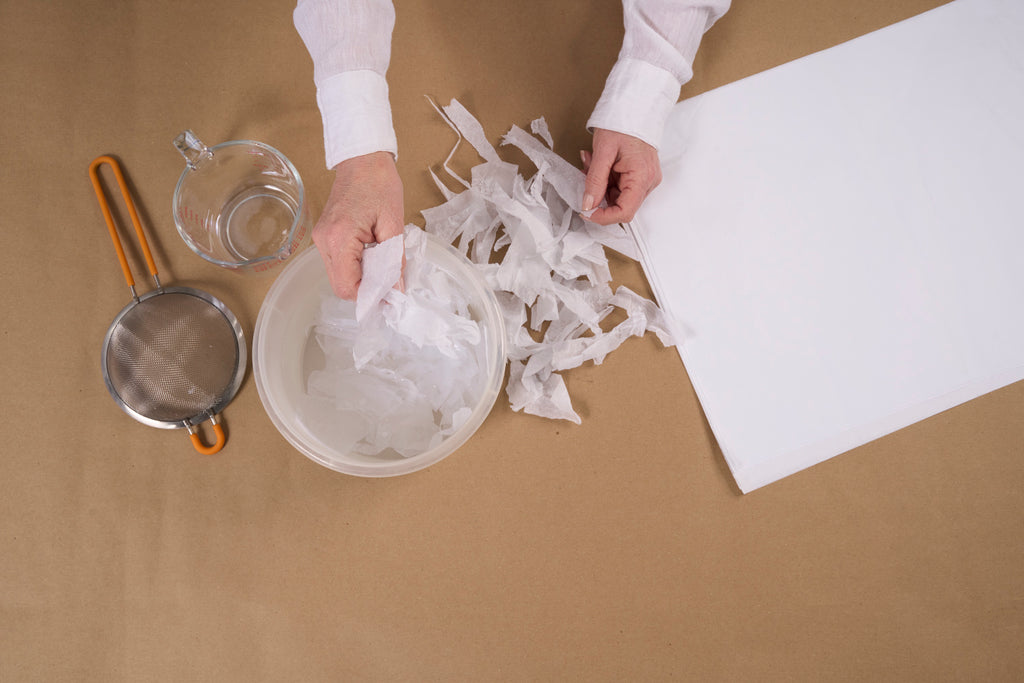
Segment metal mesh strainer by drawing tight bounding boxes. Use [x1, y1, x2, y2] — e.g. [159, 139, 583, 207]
[90, 155, 246, 454]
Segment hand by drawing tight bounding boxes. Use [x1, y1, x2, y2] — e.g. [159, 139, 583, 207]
[581, 128, 662, 225]
[312, 151, 405, 300]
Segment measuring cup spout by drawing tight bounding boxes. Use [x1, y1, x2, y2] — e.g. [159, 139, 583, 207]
[173, 130, 213, 170]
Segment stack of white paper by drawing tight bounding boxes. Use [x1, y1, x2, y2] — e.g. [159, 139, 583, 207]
[632, 0, 1024, 492]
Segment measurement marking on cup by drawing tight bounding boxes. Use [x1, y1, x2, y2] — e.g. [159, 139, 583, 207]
[177, 205, 206, 230]
[247, 148, 273, 173]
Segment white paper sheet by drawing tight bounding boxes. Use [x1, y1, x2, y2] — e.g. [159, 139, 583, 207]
[632, 0, 1024, 493]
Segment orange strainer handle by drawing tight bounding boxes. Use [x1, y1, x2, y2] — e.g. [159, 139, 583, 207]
[88, 155, 159, 289]
[187, 415, 227, 455]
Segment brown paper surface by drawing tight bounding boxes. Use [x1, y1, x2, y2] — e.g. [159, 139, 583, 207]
[2, 0, 1021, 680]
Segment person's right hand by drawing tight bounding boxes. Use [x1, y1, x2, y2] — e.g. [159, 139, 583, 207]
[312, 151, 405, 300]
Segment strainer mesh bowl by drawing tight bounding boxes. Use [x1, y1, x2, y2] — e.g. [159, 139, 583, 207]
[104, 291, 240, 423]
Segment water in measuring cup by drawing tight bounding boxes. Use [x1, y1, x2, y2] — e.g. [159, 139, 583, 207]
[217, 184, 297, 262]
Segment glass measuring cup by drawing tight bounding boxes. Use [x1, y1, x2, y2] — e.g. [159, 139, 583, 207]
[172, 130, 312, 274]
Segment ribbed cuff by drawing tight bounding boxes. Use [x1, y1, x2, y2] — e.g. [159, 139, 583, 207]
[585, 58, 683, 150]
[316, 70, 398, 169]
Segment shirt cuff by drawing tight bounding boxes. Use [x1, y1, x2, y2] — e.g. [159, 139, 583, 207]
[316, 69, 398, 170]
[586, 58, 683, 150]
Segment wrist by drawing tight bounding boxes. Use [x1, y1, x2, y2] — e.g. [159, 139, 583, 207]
[316, 70, 398, 169]
[332, 151, 396, 180]
[586, 58, 680, 150]
[332, 150, 395, 169]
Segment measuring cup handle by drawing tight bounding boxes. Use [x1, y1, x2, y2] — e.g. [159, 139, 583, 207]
[187, 416, 227, 455]
[89, 155, 160, 289]
[173, 130, 213, 170]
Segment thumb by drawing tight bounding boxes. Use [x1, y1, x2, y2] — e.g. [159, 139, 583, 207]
[582, 145, 615, 212]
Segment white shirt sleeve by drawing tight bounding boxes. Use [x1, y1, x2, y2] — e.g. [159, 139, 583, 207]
[295, 0, 730, 167]
[293, 0, 398, 169]
[587, 0, 731, 149]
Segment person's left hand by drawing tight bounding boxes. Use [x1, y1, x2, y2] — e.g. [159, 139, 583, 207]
[581, 128, 662, 225]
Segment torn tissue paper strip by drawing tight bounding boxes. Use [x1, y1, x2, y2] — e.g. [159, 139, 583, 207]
[355, 235, 404, 322]
[421, 98, 674, 423]
[631, 0, 1024, 492]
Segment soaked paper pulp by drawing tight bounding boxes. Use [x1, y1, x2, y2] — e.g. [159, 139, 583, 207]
[632, 0, 1024, 492]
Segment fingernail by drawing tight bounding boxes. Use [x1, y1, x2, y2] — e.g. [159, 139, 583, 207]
[580, 150, 587, 164]
[582, 194, 595, 212]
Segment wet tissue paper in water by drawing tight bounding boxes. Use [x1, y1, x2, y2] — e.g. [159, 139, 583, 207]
[421, 98, 675, 423]
[305, 229, 484, 458]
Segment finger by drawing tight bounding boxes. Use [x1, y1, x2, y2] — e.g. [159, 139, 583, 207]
[588, 183, 646, 225]
[582, 145, 616, 212]
[585, 205, 624, 225]
[616, 182, 645, 219]
[327, 236, 367, 300]
[607, 184, 621, 205]
[313, 218, 361, 300]
[372, 212, 405, 243]
[579, 150, 592, 174]
[372, 211, 406, 291]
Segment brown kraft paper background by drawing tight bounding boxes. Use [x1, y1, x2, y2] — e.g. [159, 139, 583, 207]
[1, 0, 1021, 679]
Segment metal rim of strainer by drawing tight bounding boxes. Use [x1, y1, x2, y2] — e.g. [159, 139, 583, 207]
[100, 285, 247, 430]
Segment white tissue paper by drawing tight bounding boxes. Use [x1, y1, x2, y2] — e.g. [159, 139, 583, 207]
[420, 98, 675, 423]
[307, 231, 486, 457]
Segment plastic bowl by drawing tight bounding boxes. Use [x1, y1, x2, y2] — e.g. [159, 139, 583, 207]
[253, 235, 506, 476]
